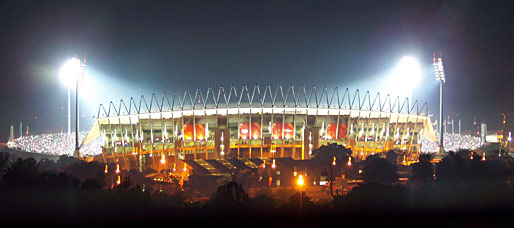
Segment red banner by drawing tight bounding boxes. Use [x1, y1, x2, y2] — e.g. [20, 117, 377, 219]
[183, 124, 193, 140]
[284, 123, 294, 139]
[252, 122, 261, 139]
[327, 123, 347, 139]
[272, 122, 294, 139]
[272, 122, 282, 139]
[240, 122, 262, 139]
[195, 124, 205, 140]
[240, 122, 249, 139]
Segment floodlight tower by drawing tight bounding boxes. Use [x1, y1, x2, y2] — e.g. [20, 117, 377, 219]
[433, 53, 446, 154]
[59, 55, 87, 157]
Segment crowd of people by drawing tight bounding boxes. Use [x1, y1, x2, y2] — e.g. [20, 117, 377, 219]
[420, 133, 483, 153]
[9, 131, 482, 156]
[8, 132, 102, 156]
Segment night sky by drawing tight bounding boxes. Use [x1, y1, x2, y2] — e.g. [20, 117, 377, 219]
[0, 0, 513, 140]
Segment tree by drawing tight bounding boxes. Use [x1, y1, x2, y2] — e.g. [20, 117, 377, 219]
[208, 180, 248, 210]
[411, 153, 434, 181]
[436, 150, 491, 182]
[2, 158, 40, 188]
[0, 152, 9, 174]
[282, 191, 314, 211]
[311, 143, 352, 165]
[61, 161, 105, 188]
[385, 149, 400, 165]
[362, 155, 398, 185]
[312, 143, 352, 196]
[38, 158, 58, 172]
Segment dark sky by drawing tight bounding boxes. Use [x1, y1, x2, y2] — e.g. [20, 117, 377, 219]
[0, 0, 513, 140]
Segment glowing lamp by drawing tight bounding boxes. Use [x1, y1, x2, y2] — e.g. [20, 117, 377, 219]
[297, 175, 304, 187]
[59, 58, 81, 88]
[104, 164, 108, 174]
[389, 56, 422, 104]
[347, 157, 352, 166]
[332, 156, 336, 166]
[115, 164, 120, 174]
[160, 154, 166, 164]
[116, 176, 121, 185]
[271, 159, 276, 169]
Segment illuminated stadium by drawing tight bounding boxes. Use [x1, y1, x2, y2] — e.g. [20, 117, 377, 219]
[81, 85, 438, 170]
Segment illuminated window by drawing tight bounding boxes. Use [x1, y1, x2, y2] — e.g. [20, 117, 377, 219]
[276, 180, 280, 186]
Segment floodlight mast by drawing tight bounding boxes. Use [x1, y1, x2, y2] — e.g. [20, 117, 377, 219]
[74, 55, 86, 158]
[434, 53, 446, 154]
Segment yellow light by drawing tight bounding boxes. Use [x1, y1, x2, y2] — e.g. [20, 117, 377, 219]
[160, 154, 166, 164]
[470, 151, 474, 160]
[271, 159, 276, 169]
[116, 175, 121, 185]
[104, 164, 108, 174]
[347, 157, 352, 166]
[183, 163, 187, 172]
[297, 175, 304, 186]
[332, 156, 336, 166]
[481, 152, 486, 161]
[402, 155, 407, 165]
[173, 163, 177, 172]
[115, 164, 120, 174]
[262, 162, 266, 168]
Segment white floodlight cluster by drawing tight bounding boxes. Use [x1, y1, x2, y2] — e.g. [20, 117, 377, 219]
[433, 54, 446, 83]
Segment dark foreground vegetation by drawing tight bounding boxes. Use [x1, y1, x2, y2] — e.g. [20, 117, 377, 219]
[0, 151, 513, 226]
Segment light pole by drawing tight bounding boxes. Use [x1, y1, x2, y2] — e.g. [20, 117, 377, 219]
[433, 53, 446, 154]
[508, 132, 512, 153]
[297, 174, 304, 213]
[59, 56, 86, 157]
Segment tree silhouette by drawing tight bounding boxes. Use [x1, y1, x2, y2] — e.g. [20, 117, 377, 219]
[2, 158, 40, 188]
[385, 149, 400, 165]
[436, 150, 492, 182]
[208, 180, 248, 210]
[0, 152, 9, 171]
[282, 191, 314, 211]
[362, 155, 398, 185]
[311, 143, 352, 165]
[411, 153, 434, 181]
[312, 143, 352, 196]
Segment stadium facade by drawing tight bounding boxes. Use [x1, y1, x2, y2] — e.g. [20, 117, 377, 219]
[83, 85, 437, 171]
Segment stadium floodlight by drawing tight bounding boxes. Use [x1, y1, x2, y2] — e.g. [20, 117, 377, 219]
[59, 58, 80, 134]
[433, 53, 445, 154]
[390, 56, 422, 108]
[59, 56, 86, 157]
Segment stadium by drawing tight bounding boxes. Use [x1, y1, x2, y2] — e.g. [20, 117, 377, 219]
[81, 85, 438, 172]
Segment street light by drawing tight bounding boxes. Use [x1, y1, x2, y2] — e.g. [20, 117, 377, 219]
[297, 174, 305, 213]
[433, 53, 446, 155]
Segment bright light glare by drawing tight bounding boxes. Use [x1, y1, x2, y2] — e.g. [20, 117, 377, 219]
[387, 56, 422, 98]
[297, 175, 304, 186]
[59, 58, 80, 88]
